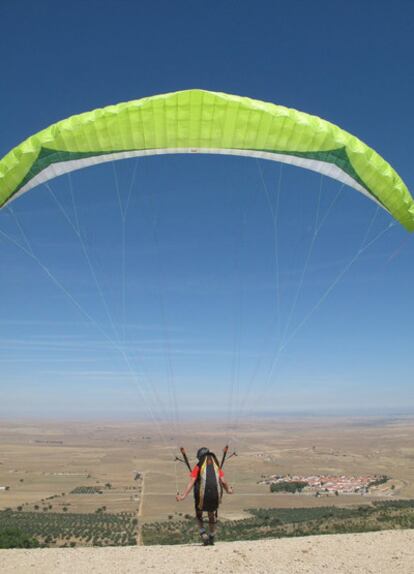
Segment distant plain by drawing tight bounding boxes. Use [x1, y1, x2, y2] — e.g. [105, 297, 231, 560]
[1, 416, 413, 523]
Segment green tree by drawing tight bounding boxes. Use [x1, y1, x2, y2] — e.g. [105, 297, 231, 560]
[0, 528, 39, 549]
[270, 481, 308, 493]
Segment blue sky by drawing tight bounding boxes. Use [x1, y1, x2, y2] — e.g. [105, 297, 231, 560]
[0, 0, 413, 421]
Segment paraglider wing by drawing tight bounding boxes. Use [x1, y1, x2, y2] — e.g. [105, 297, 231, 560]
[1, 89, 413, 231]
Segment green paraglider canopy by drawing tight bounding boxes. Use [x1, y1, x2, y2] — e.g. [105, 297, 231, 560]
[1, 89, 413, 230]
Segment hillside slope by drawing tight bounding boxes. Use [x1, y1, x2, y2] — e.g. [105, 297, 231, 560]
[1, 530, 413, 573]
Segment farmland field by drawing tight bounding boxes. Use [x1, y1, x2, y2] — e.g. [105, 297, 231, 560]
[1, 416, 414, 546]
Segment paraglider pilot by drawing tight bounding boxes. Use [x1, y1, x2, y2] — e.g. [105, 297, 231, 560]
[176, 447, 233, 545]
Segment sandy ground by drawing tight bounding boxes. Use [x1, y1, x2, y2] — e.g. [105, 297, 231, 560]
[1, 530, 414, 574]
